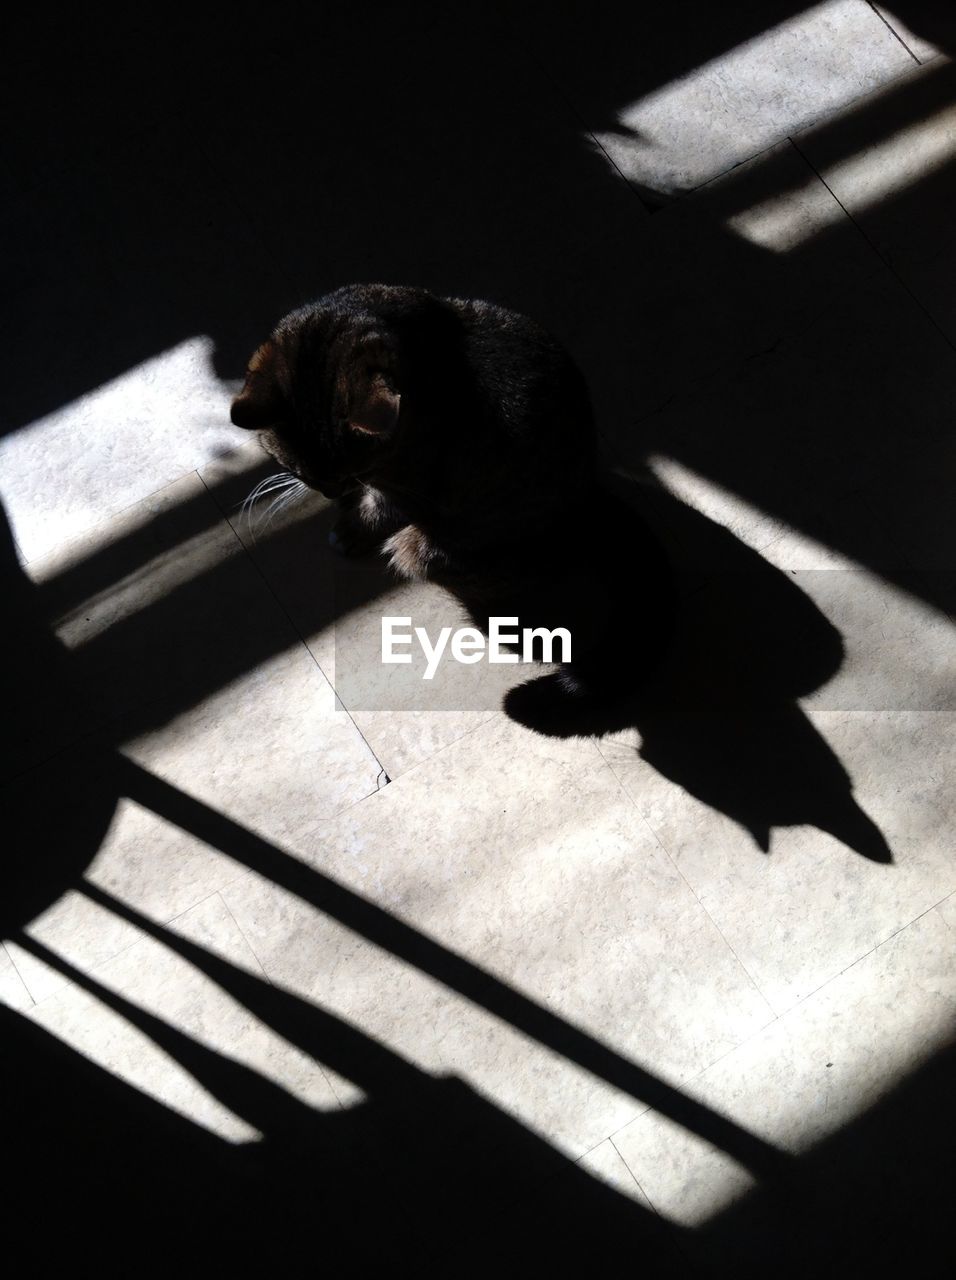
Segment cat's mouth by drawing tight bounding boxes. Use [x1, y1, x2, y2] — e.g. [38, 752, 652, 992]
[254, 434, 355, 500]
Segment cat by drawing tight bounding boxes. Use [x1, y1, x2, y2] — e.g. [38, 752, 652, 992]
[230, 283, 674, 726]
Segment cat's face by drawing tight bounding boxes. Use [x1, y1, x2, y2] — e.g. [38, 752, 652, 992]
[230, 306, 402, 499]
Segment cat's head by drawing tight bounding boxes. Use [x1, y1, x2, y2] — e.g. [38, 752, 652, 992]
[230, 298, 403, 499]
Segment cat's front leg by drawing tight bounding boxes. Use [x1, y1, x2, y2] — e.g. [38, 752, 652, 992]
[381, 524, 444, 580]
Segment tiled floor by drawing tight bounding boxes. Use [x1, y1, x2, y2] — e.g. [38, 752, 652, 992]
[3, 2, 954, 1271]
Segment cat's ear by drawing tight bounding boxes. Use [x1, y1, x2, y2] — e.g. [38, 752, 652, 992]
[230, 341, 286, 429]
[348, 373, 401, 436]
[344, 334, 401, 436]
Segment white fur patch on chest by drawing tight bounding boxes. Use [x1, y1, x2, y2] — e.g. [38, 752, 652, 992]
[358, 487, 388, 524]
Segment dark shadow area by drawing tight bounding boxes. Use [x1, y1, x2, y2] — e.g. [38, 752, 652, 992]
[1, 0, 814, 424]
[5, 942, 955, 1276]
[4, 802, 954, 1274]
[696, 1032, 956, 1276]
[2, 2, 953, 614]
[1, 961, 688, 1275]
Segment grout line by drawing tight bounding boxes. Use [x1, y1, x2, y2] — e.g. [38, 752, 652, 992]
[195, 468, 391, 785]
[580, 129, 658, 212]
[678, 133, 832, 203]
[790, 136, 956, 361]
[780, 891, 956, 1015]
[593, 896, 952, 1166]
[576, 1130, 663, 1215]
[3, 940, 36, 1008]
[597, 752, 956, 1079]
[599, 748, 779, 1025]
[211, 889, 349, 1111]
[607, 1132, 657, 1205]
[9, 882, 224, 1009]
[494, 18, 653, 216]
[854, 485, 955, 613]
[865, 1, 923, 65]
[209, 891, 275, 986]
[17, 467, 209, 570]
[604, 1130, 705, 1279]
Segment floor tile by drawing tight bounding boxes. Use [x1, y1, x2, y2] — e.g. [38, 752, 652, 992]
[0, 124, 275, 560]
[428, 996, 650, 1159]
[602, 706, 955, 1015]
[349, 707, 501, 783]
[547, 140, 881, 444]
[0, 945, 32, 1011]
[288, 718, 624, 934]
[0, 338, 234, 564]
[218, 869, 451, 1108]
[612, 241, 956, 606]
[646, 456, 791, 555]
[222, 715, 772, 1155]
[327, 580, 520, 778]
[858, 433, 955, 586]
[758, 529, 955, 712]
[9, 471, 248, 770]
[8, 775, 243, 1005]
[9, 464, 382, 998]
[201, 443, 508, 778]
[578, 1137, 654, 1207]
[128, 634, 381, 823]
[609, 909, 956, 1243]
[796, 56, 956, 346]
[937, 892, 956, 929]
[7, 633, 382, 1000]
[23, 892, 341, 1140]
[552, 0, 914, 195]
[874, 4, 945, 62]
[27, 471, 381, 783]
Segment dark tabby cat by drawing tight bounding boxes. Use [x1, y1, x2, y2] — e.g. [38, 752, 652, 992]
[231, 283, 673, 726]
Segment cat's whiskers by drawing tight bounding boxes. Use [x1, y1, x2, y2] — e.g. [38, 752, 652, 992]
[237, 473, 282, 524]
[260, 478, 310, 531]
[238, 471, 301, 539]
[242, 473, 313, 540]
[239, 474, 279, 506]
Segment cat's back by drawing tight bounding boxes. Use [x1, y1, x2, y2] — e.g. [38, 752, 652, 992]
[310, 285, 588, 411]
[445, 294, 593, 446]
[297, 283, 594, 456]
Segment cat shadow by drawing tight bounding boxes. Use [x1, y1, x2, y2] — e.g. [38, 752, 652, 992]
[503, 473, 892, 863]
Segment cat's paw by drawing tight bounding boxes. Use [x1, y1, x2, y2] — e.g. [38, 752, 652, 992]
[381, 525, 436, 580]
[328, 515, 383, 558]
